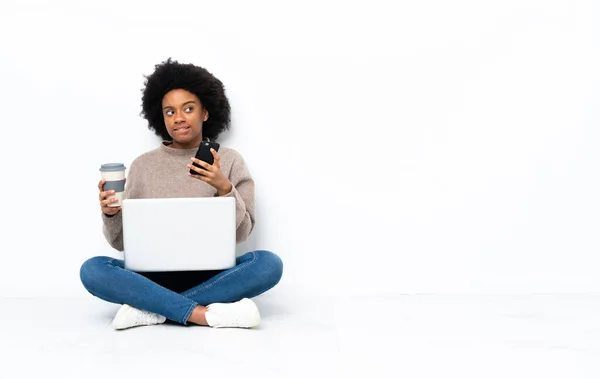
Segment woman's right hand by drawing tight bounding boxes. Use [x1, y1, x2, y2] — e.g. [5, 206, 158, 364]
[98, 178, 123, 215]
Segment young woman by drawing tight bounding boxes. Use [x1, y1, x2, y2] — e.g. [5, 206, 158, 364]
[80, 58, 283, 330]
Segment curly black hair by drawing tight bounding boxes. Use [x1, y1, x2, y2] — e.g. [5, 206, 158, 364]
[140, 58, 231, 141]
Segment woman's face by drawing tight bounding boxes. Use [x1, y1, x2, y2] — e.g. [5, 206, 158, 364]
[162, 89, 208, 149]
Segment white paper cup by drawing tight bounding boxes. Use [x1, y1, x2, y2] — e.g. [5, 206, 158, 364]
[99, 163, 126, 207]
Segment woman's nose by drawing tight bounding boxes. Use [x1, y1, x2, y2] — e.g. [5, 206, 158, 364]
[174, 111, 185, 122]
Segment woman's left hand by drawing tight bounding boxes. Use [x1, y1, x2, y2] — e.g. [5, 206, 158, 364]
[188, 148, 233, 196]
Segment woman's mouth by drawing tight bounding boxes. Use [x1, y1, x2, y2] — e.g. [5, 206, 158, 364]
[174, 126, 191, 133]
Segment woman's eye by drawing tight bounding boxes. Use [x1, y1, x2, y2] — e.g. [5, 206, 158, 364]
[166, 110, 174, 116]
[185, 107, 193, 112]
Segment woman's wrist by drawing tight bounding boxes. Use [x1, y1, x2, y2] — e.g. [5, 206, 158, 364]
[217, 181, 233, 196]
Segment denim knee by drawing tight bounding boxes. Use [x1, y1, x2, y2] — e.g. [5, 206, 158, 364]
[254, 250, 283, 287]
[80, 256, 112, 293]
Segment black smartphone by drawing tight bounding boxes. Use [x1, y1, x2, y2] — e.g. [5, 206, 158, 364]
[190, 140, 220, 174]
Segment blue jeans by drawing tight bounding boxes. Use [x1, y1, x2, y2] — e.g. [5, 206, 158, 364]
[80, 250, 283, 325]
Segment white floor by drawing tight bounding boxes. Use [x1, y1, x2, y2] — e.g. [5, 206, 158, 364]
[1, 293, 600, 378]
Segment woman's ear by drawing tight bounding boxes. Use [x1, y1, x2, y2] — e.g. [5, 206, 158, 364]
[203, 110, 209, 122]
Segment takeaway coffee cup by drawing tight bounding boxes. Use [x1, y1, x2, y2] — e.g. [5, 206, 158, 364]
[99, 163, 126, 207]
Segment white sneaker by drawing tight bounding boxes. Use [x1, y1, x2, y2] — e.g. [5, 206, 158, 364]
[111, 304, 167, 330]
[205, 298, 261, 328]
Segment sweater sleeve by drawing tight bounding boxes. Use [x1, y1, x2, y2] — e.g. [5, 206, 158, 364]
[101, 211, 124, 251]
[219, 152, 256, 243]
[101, 159, 139, 252]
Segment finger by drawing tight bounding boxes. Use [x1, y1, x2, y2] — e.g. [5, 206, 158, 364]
[188, 162, 209, 175]
[99, 190, 116, 200]
[100, 197, 119, 206]
[189, 172, 210, 183]
[188, 164, 206, 175]
[190, 157, 211, 170]
[210, 148, 220, 168]
[102, 207, 121, 215]
[99, 190, 115, 200]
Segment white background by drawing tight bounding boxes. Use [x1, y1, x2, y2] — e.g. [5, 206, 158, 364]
[0, 0, 598, 297]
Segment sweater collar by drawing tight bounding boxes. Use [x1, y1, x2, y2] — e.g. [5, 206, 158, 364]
[159, 141, 199, 157]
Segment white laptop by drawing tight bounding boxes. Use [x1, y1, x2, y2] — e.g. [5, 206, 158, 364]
[122, 197, 236, 272]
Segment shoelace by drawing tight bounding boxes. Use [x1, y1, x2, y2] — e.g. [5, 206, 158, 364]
[133, 310, 157, 325]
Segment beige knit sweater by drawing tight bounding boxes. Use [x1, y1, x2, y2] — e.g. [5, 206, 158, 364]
[102, 142, 255, 251]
